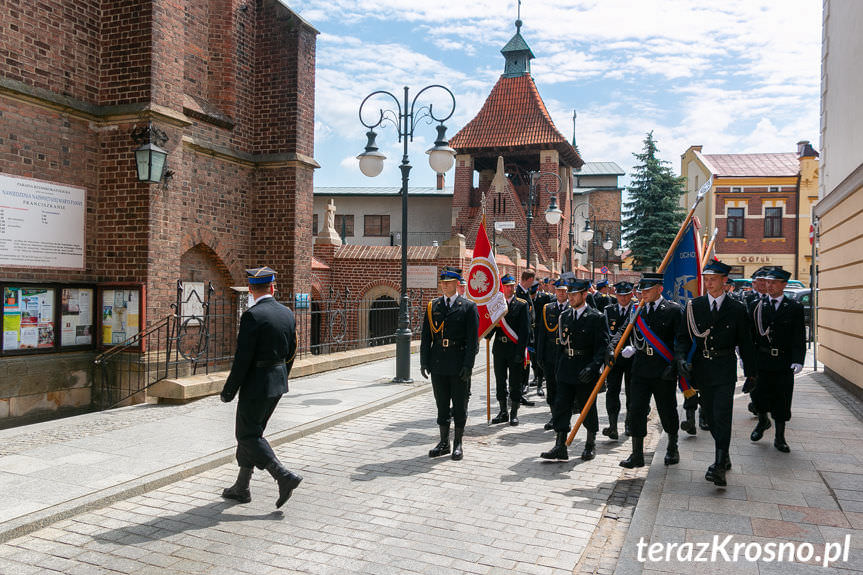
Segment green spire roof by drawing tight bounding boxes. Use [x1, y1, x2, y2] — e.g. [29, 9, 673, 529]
[501, 20, 534, 78]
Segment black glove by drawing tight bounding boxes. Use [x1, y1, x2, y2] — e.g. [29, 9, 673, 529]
[604, 346, 616, 367]
[742, 375, 757, 393]
[421, 367, 429, 380]
[676, 359, 693, 381]
[220, 390, 233, 403]
[661, 364, 677, 382]
[578, 367, 594, 385]
[459, 366, 471, 381]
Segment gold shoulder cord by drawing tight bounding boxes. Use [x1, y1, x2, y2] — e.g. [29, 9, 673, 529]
[543, 305, 558, 332]
[427, 300, 444, 335]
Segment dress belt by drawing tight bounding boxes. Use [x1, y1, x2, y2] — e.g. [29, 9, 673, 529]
[255, 358, 286, 368]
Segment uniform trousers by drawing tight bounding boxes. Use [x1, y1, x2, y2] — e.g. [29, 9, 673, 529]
[552, 380, 598, 433]
[493, 351, 524, 407]
[605, 361, 632, 421]
[235, 395, 281, 469]
[752, 368, 794, 422]
[431, 373, 468, 428]
[544, 364, 558, 407]
[629, 377, 679, 438]
[531, 349, 543, 382]
[698, 382, 735, 452]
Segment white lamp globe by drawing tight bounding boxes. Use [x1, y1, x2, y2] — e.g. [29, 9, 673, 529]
[427, 148, 455, 174]
[357, 151, 386, 177]
[582, 226, 595, 243]
[603, 239, 613, 250]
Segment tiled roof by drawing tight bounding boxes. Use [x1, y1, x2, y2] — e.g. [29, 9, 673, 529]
[575, 162, 625, 176]
[450, 75, 583, 168]
[311, 256, 329, 270]
[335, 245, 439, 260]
[702, 153, 798, 177]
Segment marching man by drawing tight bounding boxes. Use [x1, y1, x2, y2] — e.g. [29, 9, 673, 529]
[487, 274, 531, 426]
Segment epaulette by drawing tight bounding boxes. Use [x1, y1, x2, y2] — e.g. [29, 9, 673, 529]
[515, 297, 528, 304]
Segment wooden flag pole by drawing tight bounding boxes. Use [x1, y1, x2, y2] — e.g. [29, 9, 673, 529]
[700, 227, 719, 269]
[566, 180, 711, 447]
[486, 339, 491, 424]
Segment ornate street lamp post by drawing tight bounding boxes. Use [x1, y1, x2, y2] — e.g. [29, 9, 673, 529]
[572, 201, 595, 277]
[356, 85, 456, 383]
[526, 171, 564, 271]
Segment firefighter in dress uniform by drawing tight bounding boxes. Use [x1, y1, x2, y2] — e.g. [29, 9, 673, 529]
[602, 281, 635, 441]
[420, 266, 480, 460]
[675, 260, 757, 487]
[531, 280, 554, 397]
[515, 271, 537, 407]
[488, 274, 531, 425]
[536, 276, 570, 431]
[749, 267, 805, 453]
[617, 272, 684, 469]
[540, 278, 609, 461]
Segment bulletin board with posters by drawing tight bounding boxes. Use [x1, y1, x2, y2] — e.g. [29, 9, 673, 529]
[59, 287, 95, 348]
[99, 285, 144, 347]
[2, 286, 56, 352]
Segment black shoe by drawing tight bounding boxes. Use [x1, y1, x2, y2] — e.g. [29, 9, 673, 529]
[747, 401, 758, 416]
[520, 397, 535, 407]
[774, 439, 790, 453]
[724, 454, 732, 470]
[774, 421, 790, 452]
[698, 409, 710, 431]
[540, 432, 569, 460]
[451, 427, 464, 461]
[680, 408, 697, 435]
[601, 426, 619, 440]
[706, 449, 728, 486]
[429, 425, 451, 457]
[750, 413, 772, 442]
[221, 467, 253, 504]
[509, 409, 519, 426]
[491, 410, 509, 424]
[664, 434, 680, 465]
[544, 418, 554, 431]
[266, 462, 303, 508]
[536, 386, 545, 397]
[581, 432, 596, 461]
[619, 437, 644, 468]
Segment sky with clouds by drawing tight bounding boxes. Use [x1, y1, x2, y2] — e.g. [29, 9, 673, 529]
[291, 0, 823, 189]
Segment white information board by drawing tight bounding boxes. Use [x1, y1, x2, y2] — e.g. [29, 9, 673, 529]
[0, 173, 85, 269]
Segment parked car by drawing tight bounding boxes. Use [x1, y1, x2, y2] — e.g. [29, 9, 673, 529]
[786, 279, 805, 289]
[783, 287, 814, 339]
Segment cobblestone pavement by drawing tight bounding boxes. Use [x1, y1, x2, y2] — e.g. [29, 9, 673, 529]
[0, 388, 658, 575]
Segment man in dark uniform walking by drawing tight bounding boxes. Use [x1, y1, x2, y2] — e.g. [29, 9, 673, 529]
[515, 270, 537, 407]
[602, 281, 635, 441]
[220, 267, 302, 508]
[540, 278, 609, 461]
[536, 276, 570, 431]
[592, 280, 612, 312]
[676, 260, 757, 486]
[618, 272, 683, 469]
[749, 267, 805, 453]
[420, 266, 479, 460]
[488, 274, 531, 425]
[531, 280, 554, 397]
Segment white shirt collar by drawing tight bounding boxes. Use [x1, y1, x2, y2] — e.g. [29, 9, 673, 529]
[251, 293, 273, 307]
[575, 303, 588, 319]
[707, 293, 726, 308]
[770, 294, 784, 306]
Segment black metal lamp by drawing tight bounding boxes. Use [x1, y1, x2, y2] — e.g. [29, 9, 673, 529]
[131, 124, 172, 184]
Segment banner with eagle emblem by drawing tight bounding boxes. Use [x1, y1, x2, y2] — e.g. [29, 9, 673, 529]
[466, 215, 507, 339]
[662, 219, 703, 305]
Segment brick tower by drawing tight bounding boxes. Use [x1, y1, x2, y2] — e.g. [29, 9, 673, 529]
[449, 19, 583, 271]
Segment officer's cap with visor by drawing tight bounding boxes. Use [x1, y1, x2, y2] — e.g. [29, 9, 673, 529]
[703, 260, 732, 276]
[246, 266, 277, 285]
[764, 267, 792, 282]
[596, 279, 609, 289]
[567, 278, 592, 294]
[500, 274, 517, 286]
[637, 272, 664, 290]
[439, 266, 462, 282]
[613, 281, 633, 295]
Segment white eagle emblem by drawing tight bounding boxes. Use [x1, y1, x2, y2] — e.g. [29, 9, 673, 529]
[470, 270, 490, 293]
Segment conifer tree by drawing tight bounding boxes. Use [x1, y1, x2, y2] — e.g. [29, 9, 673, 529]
[622, 132, 686, 270]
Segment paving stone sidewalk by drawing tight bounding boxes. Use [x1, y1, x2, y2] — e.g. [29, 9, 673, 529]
[617, 360, 863, 575]
[0, 360, 656, 575]
[0, 351, 463, 538]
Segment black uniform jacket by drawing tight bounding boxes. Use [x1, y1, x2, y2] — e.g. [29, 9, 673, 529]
[556, 306, 610, 385]
[592, 293, 611, 312]
[605, 301, 634, 368]
[536, 300, 568, 370]
[675, 295, 757, 387]
[751, 296, 806, 370]
[516, 284, 536, 343]
[420, 294, 480, 376]
[222, 297, 297, 401]
[624, 298, 684, 380]
[489, 296, 531, 360]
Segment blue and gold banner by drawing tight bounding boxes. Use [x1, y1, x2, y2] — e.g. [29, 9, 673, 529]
[662, 220, 702, 305]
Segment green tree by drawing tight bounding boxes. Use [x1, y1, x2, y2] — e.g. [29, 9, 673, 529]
[622, 132, 686, 270]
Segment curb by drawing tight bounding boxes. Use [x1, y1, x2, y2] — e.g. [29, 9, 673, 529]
[0, 365, 472, 544]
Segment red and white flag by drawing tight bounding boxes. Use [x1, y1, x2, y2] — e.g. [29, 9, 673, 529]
[466, 216, 508, 339]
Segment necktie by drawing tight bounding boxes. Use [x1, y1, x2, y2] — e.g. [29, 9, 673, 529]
[712, 300, 718, 313]
[772, 299, 779, 311]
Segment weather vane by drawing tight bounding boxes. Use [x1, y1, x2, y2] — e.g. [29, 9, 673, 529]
[517, 0, 522, 21]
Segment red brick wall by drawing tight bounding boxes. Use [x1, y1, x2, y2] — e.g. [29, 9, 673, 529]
[715, 191, 797, 255]
[100, 0, 153, 106]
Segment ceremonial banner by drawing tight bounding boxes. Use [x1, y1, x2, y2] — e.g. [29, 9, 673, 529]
[467, 216, 507, 339]
[662, 220, 702, 306]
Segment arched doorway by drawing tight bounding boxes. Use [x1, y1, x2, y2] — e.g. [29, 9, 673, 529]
[368, 296, 398, 346]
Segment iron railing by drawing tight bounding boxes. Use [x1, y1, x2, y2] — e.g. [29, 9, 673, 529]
[93, 281, 425, 409]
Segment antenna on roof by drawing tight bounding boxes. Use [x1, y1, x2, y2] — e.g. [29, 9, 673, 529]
[572, 110, 577, 148]
[516, 0, 522, 30]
